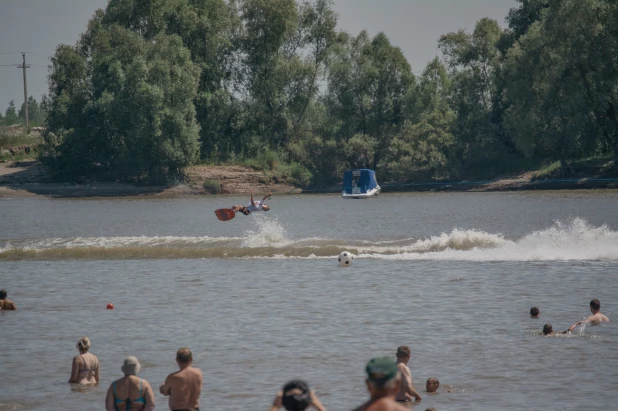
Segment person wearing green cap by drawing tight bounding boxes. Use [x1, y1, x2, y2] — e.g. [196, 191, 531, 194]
[352, 357, 412, 411]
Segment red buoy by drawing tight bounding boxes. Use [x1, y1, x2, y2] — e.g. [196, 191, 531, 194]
[106, 303, 114, 310]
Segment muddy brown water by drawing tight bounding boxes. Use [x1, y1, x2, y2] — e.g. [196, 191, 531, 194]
[1, 191, 617, 410]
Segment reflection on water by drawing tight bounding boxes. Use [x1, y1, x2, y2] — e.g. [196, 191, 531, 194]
[1, 192, 617, 410]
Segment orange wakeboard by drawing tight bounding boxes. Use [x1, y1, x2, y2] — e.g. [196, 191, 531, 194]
[215, 208, 236, 221]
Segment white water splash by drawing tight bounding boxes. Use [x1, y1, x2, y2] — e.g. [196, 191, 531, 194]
[361, 218, 618, 261]
[241, 216, 289, 247]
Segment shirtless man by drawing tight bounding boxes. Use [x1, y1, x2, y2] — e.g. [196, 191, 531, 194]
[0, 289, 17, 310]
[353, 357, 412, 411]
[394, 346, 422, 402]
[582, 299, 609, 324]
[159, 348, 202, 411]
[230, 190, 271, 215]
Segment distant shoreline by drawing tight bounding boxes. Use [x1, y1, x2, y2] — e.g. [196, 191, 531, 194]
[1, 160, 616, 199]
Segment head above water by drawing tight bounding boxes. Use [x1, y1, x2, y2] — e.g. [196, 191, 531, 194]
[76, 336, 91, 353]
[590, 299, 600, 313]
[121, 356, 141, 376]
[530, 306, 539, 317]
[281, 380, 311, 411]
[426, 377, 440, 393]
[396, 345, 411, 360]
[365, 357, 400, 394]
[542, 324, 553, 335]
[0, 289, 7, 300]
[262, 204, 270, 211]
[176, 347, 193, 365]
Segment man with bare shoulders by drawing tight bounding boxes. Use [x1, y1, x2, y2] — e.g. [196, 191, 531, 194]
[583, 299, 609, 324]
[159, 348, 202, 411]
[395, 346, 422, 403]
[353, 357, 412, 411]
[569, 299, 610, 330]
[0, 289, 16, 310]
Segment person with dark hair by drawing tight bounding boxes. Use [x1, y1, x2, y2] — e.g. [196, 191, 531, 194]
[542, 323, 579, 336]
[159, 348, 202, 411]
[268, 380, 326, 411]
[231, 190, 272, 215]
[0, 289, 16, 310]
[353, 357, 411, 411]
[568, 299, 610, 330]
[584, 299, 609, 324]
[394, 346, 421, 402]
[530, 307, 539, 318]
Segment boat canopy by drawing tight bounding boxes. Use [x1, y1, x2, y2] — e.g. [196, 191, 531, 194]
[343, 169, 379, 195]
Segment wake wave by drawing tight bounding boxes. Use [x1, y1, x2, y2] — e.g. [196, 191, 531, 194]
[1, 218, 617, 262]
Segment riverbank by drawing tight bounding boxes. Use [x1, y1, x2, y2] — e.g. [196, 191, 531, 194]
[1, 159, 616, 198]
[0, 161, 302, 198]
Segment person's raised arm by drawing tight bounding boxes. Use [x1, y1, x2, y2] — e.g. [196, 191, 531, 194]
[261, 192, 272, 202]
[251, 190, 256, 206]
[68, 356, 79, 383]
[310, 390, 327, 411]
[268, 390, 283, 411]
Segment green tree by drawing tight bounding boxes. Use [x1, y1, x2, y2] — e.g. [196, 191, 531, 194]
[383, 58, 455, 181]
[3, 101, 19, 125]
[44, 23, 201, 181]
[18, 96, 46, 126]
[439, 18, 506, 176]
[327, 30, 415, 170]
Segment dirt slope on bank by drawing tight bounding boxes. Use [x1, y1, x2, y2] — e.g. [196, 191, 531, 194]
[0, 161, 301, 198]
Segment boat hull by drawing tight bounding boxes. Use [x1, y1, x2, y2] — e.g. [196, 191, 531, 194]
[342, 186, 381, 199]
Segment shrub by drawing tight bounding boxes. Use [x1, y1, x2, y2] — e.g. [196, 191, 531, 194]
[203, 179, 221, 194]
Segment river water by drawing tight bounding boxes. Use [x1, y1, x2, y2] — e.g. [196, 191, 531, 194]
[1, 191, 617, 410]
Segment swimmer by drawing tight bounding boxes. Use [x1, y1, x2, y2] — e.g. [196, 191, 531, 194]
[394, 346, 422, 402]
[529, 307, 539, 318]
[230, 190, 271, 215]
[425, 378, 439, 394]
[353, 357, 412, 411]
[159, 347, 202, 411]
[0, 289, 16, 310]
[105, 356, 155, 411]
[580, 299, 609, 324]
[68, 336, 99, 384]
[542, 323, 578, 336]
[268, 380, 326, 411]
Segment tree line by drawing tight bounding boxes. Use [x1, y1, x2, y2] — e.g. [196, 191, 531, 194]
[1, 97, 46, 127]
[41, 0, 618, 184]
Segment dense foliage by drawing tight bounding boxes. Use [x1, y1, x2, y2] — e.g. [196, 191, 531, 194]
[41, 0, 618, 184]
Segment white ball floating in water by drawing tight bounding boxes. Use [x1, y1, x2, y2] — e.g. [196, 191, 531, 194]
[338, 251, 354, 267]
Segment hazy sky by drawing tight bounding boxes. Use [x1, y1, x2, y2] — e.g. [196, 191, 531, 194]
[0, 0, 517, 113]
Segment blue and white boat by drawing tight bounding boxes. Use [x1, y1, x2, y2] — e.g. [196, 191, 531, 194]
[342, 169, 381, 198]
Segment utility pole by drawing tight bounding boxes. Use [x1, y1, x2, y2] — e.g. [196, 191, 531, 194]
[17, 52, 30, 126]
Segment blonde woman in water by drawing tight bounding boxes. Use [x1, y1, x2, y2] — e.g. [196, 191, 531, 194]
[68, 336, 99, 384]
